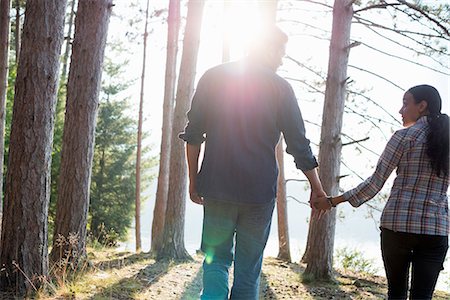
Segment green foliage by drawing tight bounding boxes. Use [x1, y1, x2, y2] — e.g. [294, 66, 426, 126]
[2, 60, 17, 192]
[88, 42, 155, 245]
[89, 96, 137, 246]
[335, 247, 379, 275]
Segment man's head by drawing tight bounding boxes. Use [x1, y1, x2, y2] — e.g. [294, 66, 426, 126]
[247, 25, 288, 71]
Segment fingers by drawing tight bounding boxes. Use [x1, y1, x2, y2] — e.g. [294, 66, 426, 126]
[190, 192, 204, 205]
[310, 197, 333, 211]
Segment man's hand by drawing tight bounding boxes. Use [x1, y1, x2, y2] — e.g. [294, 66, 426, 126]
[311, 195, 332, 210]
[309, 189, 327, 209]
[189, 183, 204, 205]
[309, 189, 330, 219]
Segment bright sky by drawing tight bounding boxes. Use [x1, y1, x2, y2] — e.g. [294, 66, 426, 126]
[107, 0, 449, 187]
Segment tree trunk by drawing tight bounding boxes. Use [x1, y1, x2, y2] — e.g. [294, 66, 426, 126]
[14, 0, 19, 63]
[303, 0, 353, 280]
[135, 0, 150, 253]
[61, 0, 77, 82]
[151, 0, 180, 256]
[276, 137, 291, 261]
[0, 0, 10, 216]
[258, 0, 291, 262]
[222, 0, 231, 63]
[259, 0, 278, 25]
[50, 0, 112, 265]
[0, 0, 67, 293]
[157, 0, 205, 261]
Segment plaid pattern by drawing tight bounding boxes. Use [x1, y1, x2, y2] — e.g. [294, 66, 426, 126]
[343, 117, 449, 236]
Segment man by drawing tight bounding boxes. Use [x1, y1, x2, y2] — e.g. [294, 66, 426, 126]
[179, 25, 325, 299]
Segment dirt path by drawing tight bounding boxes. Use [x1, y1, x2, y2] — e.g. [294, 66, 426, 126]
[2, 251, 449, 299]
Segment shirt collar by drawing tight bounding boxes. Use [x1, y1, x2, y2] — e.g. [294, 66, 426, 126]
[416, 116, 428, 124]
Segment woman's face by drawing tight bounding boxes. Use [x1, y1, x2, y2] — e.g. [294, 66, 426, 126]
[399, 92, 427, 127]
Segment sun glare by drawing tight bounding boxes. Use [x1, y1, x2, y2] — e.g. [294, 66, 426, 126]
[221, 2, 266, 60]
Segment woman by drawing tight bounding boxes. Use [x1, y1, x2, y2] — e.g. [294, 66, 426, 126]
[313, 84, 449, 299]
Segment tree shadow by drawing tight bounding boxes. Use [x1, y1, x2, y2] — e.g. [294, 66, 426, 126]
[179, 267, 203, 300]
[92, 251, 153, 271]
[288, 260, 385, 300]
[88, 258, 171, 299]
[176, 267, 278, 300]
[260, 272, 278, 299]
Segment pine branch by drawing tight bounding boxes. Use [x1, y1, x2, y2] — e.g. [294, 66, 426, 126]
[353, 15, 445, 40]
[353, 16, 448, 55]
[397, 0, 450, 37]
[363, 24, 448, 64]
[287, 195, 310, 207]
[348, 64, 405, 90]
[342, 137, 369, 146]
[347, 90, 402, 126]
[283, 76, 325, 95]
[286, 55, 326, 80]
[296, 0, 333, 10]
[360, 41, 449, 75]
[354, 2, 402, 14]
[340, 132, 382, 157]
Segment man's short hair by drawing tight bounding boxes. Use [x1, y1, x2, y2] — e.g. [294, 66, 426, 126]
[247, 25, 288, 54]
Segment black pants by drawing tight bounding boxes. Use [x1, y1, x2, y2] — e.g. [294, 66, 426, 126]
[381, 228, 448, 300]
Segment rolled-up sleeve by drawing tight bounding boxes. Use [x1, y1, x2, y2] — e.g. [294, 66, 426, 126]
[343, 130, 405, 207]
[278, 82, 318, 171]
[179, 73, 209, 145]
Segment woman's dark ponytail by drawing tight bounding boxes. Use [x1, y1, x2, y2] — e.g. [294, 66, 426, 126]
[408, 85, 449, 177]
[426, 113, 449, 177]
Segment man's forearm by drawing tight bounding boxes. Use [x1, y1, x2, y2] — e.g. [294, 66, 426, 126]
[186, 143, 201, 185]
[302, 168, 324, 194]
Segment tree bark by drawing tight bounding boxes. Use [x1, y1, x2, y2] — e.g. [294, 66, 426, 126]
[276, 137, 291, 261]
[0, 0, 11, 216]
[50, 0, 112, 265]
[14, 0, 19, 63]
[151, 0, 180, 256]
[158, 0, 205, 261]
[303, 0, 353, 280]
[258, 0, 291, 262]
[0, 0, 67, 293]
[61, 0, 77, 82]
[222, 0, 231, 63]
[135, 0, 150, 253]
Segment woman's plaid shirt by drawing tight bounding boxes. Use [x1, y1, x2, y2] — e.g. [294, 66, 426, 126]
[343, 117, 449, 236]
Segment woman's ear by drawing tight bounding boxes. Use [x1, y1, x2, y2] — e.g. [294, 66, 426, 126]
[418, 100, 428, 114]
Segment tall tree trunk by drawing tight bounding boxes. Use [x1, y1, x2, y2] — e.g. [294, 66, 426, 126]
[0, 0, 11, 216]
[303, 0, 353, 280]
[14, 0, 19, 63]
[50, 0, 112, 265]
[258, 0, 291, 262]
[135, 0, 150, 253]
[151, 0, 180, 256]
[0, 0, 67, 293]
[61, 0, 77, 82]
[259, 0, 277, 25]
[222, 0, 231, 63]
[157, 0, 205, 260]
[276, 137, 291, 261]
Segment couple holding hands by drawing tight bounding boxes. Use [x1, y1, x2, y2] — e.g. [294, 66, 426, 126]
[181, 24, 449, 300]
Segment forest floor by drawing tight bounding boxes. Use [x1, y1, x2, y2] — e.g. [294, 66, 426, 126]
[2, 248, 450, 299]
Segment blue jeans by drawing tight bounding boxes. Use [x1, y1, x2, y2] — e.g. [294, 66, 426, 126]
[200, 198, 275, 300]
[381, 228, 448, 300]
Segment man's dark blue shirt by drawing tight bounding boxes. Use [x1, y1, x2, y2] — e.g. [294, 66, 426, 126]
[180, 60, 318, 204]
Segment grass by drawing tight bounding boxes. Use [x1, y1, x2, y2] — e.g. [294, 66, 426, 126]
[3, 247, 449, 299]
